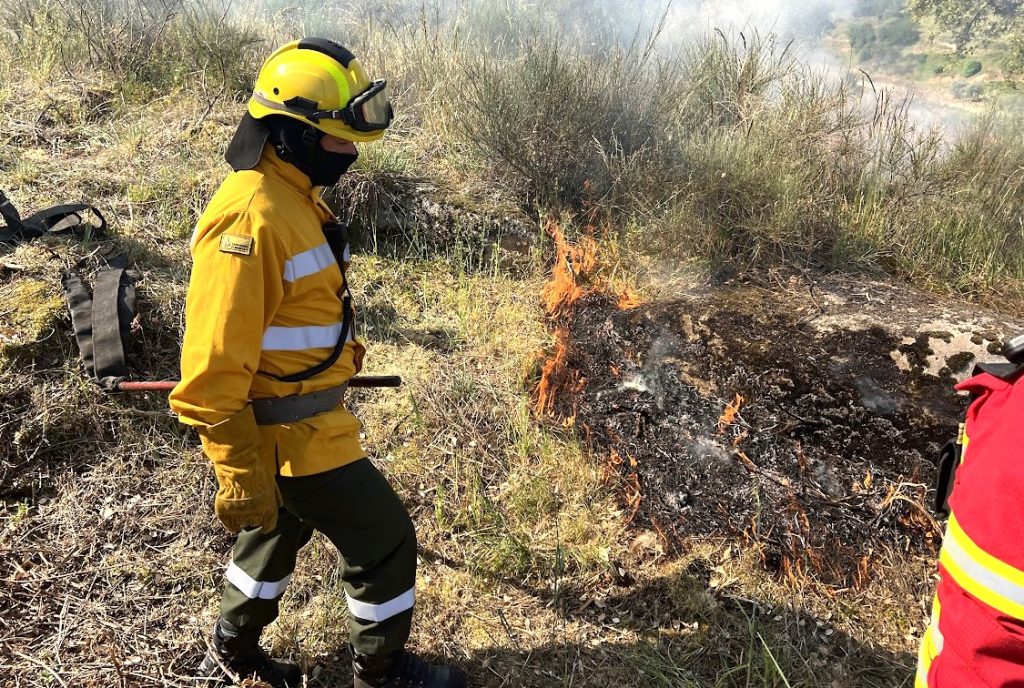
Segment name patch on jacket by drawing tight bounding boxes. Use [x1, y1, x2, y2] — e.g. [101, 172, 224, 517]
[219, 234, 254, 256]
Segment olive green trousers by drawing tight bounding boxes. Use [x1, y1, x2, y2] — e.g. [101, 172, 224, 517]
[218, 458, 417, 656]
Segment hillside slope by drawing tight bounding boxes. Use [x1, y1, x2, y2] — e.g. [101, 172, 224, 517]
[3, 2, 1024, 686]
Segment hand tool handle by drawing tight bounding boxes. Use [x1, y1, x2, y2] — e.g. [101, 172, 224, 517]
[115, 375, 403, 393]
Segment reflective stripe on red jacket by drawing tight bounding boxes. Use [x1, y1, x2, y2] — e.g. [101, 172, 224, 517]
[918, 365, 1024, 687]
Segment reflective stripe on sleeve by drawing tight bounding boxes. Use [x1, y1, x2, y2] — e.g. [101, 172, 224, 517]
[342, 244, 350, 262]
[345, 587, 416, 622]
[262, 323, 352, 351]
[226, 562, 293, 600]
[940, 513, 1024, 620]
[283, 243, 336, 282]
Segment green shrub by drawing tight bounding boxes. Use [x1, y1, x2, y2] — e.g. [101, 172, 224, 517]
[878, 16, 920, 47]
[962, 59, 983, 77]
[2, 0, 263, 96]
[847, 21, 877, 60]
[921, 53, 948, 76]
[457, 38, 653, 210]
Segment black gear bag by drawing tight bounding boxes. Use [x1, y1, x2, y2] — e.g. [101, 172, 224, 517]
[0, 189, 139, 389]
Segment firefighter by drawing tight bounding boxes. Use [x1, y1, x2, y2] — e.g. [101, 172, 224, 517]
[917, 335, 1024, 687]
[169, 39, 467, 688]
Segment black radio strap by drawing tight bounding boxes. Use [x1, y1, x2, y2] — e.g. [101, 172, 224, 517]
[260, 223, 356, 384]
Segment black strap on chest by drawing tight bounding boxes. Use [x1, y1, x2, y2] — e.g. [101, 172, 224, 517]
[260, 222, 356, 384]
[0, 189, 107, 245]
[933, 356, 1024, 516]
[61, 256, 139, 389]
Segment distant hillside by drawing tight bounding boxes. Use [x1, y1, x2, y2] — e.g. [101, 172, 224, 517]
[829, 0, 1023, 109]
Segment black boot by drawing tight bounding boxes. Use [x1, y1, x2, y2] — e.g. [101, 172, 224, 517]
[352, 648, 467, 688]
[197, 619, 303, 688]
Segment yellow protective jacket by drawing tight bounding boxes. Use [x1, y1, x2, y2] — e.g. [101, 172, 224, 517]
[170, 145, 366, 477]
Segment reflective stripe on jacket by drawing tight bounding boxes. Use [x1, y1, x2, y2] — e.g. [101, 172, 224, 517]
[170, 145, 367, 477]
[917, 367, 1024, 687]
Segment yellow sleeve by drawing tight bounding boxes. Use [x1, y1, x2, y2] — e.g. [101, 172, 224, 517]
[169, 211, 285, 429]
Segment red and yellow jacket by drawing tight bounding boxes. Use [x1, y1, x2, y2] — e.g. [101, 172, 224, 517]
[918, 363, 1024, 687]
[170, 145, 366, 477]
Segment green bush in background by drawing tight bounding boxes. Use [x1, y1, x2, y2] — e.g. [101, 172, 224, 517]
[847, 14, 920, 65]
[961, 59, 983, 77]
[923, 53, 949, 75]
[951, 79, 985, 100]
[878, 16, 920, 47]
[847, 20, 878, 61]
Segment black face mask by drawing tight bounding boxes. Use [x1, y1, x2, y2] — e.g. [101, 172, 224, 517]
[266, 116, 358, 187]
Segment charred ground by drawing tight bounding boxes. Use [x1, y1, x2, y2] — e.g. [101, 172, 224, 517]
[544, 273, 1020, 588]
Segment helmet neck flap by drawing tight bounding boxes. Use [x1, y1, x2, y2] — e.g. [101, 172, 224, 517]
[266, 116, 358, 187]
[225, 114, 357, 187]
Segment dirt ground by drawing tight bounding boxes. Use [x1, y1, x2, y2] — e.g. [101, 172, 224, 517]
[5, 249, 1022, 686]
[548, 272, 1022, 587]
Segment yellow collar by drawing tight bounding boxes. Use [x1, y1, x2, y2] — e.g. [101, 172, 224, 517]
[254, 143, 335, 222]
[256, 144, 315, 194]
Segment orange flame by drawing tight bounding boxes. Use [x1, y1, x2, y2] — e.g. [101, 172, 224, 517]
[717, 393, 745, 434]
[541, 220, 599, 316]
[617, 285, 643, 310]
[535, 220, 645, 418]
[536, 327, 571, 416]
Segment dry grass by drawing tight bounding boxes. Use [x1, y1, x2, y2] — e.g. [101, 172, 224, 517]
[0, 1, 970, 686]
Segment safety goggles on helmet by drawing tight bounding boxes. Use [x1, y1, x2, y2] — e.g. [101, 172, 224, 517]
[304, 80, 393, 133]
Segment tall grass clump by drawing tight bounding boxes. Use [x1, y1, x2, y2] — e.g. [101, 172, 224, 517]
[1, 0, 264, 96]
[458, 33, 666, 212]
[447, 14, 1024, 297]
[3, 0, 1023, 297]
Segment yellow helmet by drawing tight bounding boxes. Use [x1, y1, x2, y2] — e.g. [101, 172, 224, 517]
[248, 38, 393, 143]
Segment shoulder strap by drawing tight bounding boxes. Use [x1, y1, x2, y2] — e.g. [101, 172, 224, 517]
[0, 189, 28, 243]
[23, 203, 107, 238]
[61, 256, 138, 389]
[62, 270, 99, 378]
[91, 260, 134, 382]
[0, 189, 107, 245]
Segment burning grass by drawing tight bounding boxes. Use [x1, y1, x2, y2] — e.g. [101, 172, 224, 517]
[529, 262, 1024, 608]
[535, 221, 646, 421]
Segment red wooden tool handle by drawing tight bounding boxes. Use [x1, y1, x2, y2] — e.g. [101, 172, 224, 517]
[115, 375, 402, 393]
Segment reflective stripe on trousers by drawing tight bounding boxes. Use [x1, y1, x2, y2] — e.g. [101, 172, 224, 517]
[226, 561, 293, 600]
[346, 586, 416, 622]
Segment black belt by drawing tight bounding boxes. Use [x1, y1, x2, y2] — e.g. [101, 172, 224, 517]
[250, 382, 349, 425]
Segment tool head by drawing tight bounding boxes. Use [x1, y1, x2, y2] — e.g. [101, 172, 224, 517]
[1002, 333, 1024, 365]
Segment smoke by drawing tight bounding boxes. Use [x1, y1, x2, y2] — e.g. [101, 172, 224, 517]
[659, 0, 842, 44]
[246, 0, 975, 135]
[642, 0, 973, 134]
